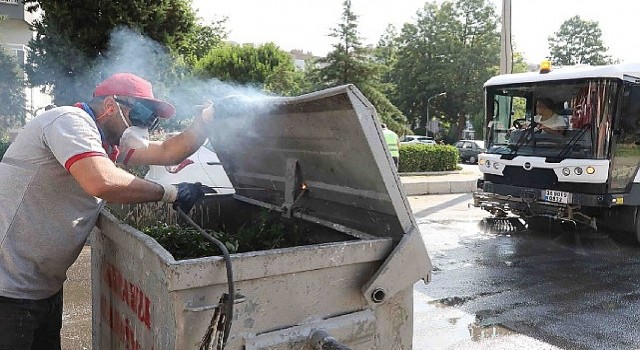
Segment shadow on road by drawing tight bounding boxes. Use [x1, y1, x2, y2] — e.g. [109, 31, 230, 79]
[413, 193, 474, 217]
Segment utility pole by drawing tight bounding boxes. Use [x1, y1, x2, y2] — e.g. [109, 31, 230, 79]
[500, 0, 512, 74]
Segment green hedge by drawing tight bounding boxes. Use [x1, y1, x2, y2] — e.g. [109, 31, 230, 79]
[399, 144, 459, 172]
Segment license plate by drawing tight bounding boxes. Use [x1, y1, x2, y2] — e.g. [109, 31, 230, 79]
[543, 189, 571, 204]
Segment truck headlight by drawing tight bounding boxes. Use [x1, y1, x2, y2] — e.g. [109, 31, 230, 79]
[586, 166, 595, 174]
[574, 167, 583, 175]
[562, 167, 570, 176]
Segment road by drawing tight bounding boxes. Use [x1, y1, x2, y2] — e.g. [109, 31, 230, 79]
[410, 192, 640, 350]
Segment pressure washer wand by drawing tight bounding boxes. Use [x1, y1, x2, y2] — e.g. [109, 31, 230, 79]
[175, 206, 234, 348]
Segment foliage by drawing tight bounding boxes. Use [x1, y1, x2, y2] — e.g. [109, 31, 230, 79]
[0, 45, 27, 136]
[548, 15, 613, 66]
[141, 210, 288, 260]
[234, 211, 287, 252]
[179, 18, 229, 66]
[23, 0, 214, 105]
[142, 223, 239, 260]
[373, 24, 399, 91]
[194, 42, 300, 95]
[314, 0, 378, 88]
[312, 0, 409, 135]
[0, 137, 10, 159]
[399, 144, 459, 172]
[360, 86, 411, 135]
[388, 0, 500, 139]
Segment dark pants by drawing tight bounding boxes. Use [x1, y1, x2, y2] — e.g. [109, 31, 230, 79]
[0, 290, 63, 350]
[392, 156, 399, 168]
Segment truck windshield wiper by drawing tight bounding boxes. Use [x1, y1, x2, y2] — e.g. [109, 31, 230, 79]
[503, 121, 538, 159]
[553, 124, 592, 161]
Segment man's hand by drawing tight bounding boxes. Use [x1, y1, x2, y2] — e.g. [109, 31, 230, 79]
[172, 182, 205, 213]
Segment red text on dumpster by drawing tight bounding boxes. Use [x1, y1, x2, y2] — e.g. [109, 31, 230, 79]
[102, 262, 152, 329]
[100, 295, 144, 350]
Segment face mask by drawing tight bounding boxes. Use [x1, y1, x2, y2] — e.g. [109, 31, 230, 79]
[119, 126, 150, 151]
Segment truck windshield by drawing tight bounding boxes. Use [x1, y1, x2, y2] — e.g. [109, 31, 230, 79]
[484, 79, 620, 160]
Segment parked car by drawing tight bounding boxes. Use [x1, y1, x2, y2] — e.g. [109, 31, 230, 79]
[400, 135, 435, 145]
[454, 139, 485, 164]
[144, 140, 235, 195]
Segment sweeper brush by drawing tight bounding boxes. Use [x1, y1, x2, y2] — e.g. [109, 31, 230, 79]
[479, 217, 526, 234]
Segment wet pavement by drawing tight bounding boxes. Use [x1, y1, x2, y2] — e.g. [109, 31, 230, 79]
[411, 193, 640, 350]
[61, 245, 92, 350]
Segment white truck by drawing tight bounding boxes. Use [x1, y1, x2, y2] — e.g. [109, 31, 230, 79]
[474, 62, 640, 241]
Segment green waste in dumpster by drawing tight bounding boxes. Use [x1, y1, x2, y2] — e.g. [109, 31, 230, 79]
[138, 210, 292, 260]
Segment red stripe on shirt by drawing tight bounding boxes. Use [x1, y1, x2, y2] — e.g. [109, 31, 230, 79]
[123, 149, 136, 165]
[64, 151, 106, 171]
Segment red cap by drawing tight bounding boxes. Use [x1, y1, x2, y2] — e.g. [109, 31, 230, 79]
[93, 73, 175, 119]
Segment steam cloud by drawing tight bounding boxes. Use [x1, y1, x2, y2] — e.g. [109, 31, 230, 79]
[91, 27, 275, 122]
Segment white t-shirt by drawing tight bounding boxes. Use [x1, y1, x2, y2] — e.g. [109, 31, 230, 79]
[0, 106, 108, 299]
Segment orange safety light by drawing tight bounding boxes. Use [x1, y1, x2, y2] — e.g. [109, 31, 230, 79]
[539, 60, 552, 74]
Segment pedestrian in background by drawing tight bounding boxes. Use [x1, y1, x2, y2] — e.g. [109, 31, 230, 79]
[381, 123, 400, 168]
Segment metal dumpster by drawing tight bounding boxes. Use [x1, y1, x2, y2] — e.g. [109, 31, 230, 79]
[92, 85, 432, 349]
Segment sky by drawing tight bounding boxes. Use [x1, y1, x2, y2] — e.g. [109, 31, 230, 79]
[191, 0, 640, 64]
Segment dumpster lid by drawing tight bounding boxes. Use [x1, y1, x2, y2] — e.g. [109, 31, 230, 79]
[208, 85, 416, 241]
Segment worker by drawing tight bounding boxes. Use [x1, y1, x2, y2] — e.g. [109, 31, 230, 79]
[534, 98, 566, 134]
[0, 73, 211, 349]
[381, 123, 400, 167]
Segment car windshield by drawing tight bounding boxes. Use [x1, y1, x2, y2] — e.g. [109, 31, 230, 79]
[473, 141, 485, 149]
[485, 78, 621, 160]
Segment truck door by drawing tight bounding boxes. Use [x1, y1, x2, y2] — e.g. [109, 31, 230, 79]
[610, 79, 640, 191]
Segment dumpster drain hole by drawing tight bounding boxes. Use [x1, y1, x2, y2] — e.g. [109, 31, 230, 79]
[372, 288, 386, 303]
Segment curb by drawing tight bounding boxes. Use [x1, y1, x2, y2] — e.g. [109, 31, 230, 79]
[402, 178, 477, 196]
[399, 171, 480, 196]
[399, 171, 461, 177]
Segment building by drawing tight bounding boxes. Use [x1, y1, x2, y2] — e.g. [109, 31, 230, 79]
[289, 49, 316, 70]
[0, 0, 52, 118]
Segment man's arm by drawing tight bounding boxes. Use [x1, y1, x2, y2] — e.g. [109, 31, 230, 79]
[128, 116, 211, 166]
[538, 124, 563, 135]
[69, 155, 165, 204]
[538, 117, 566, 136]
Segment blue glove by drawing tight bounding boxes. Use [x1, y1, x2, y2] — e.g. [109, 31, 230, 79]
[172, 182, 205, 213]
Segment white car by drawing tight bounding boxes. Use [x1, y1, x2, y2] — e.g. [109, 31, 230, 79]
[144, 141, 235, 195]
[400, 135, 436, 145]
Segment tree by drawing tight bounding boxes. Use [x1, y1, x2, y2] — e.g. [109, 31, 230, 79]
[314, 0, 409, 134]
[194, 42, 299, 95]
[180, 18, 229, 66]
[373, 24, 399, 97]
[23, 0, 210, 105]
[548, 15, 612, 66]
[0, 45, 27, 138]
[389, 0, 500, 139]
[315, 0, 377, 88]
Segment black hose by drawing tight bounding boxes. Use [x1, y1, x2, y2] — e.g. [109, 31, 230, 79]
[175, 207, 234, 348]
